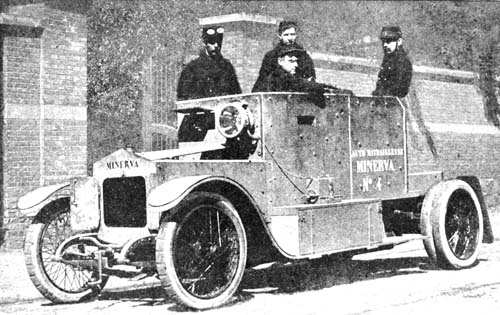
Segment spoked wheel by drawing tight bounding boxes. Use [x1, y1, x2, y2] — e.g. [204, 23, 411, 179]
[421, 180, 483, 269]
[24, 198, 107, 303]
[156, 192, 247, 309]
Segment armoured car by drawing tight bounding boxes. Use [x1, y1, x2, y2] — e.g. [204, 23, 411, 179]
[18, 92, 494, 309]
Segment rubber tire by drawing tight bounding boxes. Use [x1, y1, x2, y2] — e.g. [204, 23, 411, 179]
[156, 192, 247, 310]
[24, 199, 107, 303]
[421, 184, 443, 263]
[421, 180, 483, 269]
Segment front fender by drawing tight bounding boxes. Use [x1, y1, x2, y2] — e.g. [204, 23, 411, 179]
[149, 175, 254, 230]
[147, 175, 210, 229]
[17, 183, 70, 217]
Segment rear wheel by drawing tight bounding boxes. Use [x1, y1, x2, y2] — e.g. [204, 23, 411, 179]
[156, 192, 247, 309]
[421, 180, 483, 269]
[24, 199, 106, 303]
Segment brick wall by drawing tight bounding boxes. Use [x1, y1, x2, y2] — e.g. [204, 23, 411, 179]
[1, 17, 43, 248]
[1, 3, 87, 249]
[2, 30, 42, 208]
[40, 6, 87, 185]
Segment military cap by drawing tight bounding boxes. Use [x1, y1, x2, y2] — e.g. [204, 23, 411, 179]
[202, 26, 224, 44]
[379, 26, 403, 40]
[277, 45, 305, 58]
[278, 20, 298, 34]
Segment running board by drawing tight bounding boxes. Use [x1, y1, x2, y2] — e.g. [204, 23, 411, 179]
[281, 234, 429, 261]
[376, 234, 429, 248]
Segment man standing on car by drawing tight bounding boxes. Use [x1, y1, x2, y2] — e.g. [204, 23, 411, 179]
[252, 20, 316, 92]
[177, 26, 242, 100]
[372, 26, 413, 98]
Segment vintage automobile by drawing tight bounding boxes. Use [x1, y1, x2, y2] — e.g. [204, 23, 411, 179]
[18, 92, 495, 309]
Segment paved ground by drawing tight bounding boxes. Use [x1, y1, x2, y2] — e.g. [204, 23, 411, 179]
[0, 248, 160, 305]
[2, 240, 500, 315]
[0, 248, 41, 304]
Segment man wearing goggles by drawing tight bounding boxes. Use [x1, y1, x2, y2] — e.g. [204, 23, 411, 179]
[177, 26, 241, 100]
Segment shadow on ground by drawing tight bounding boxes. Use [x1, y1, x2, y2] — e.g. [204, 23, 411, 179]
[240, 255, 431, 295]
[98, 285, 168, 306]
[86, 255, 431, 311]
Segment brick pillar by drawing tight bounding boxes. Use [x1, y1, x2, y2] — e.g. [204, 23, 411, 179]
[1, 3, 88, 249]
[1, 14, 44, 249]
[199, 13, 282, 93]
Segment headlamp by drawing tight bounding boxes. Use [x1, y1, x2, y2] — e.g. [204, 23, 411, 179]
[215, 101, 254, 139]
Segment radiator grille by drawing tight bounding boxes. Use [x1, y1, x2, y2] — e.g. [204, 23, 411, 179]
[103, 176, 147, 227]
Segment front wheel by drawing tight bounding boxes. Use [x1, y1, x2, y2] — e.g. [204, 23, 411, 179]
[156, 192, 247, 309]
[24, 198, 106, 303]
[421, 180, 483, 269]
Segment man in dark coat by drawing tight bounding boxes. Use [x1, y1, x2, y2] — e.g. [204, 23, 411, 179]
[252, 20, 316, 92]
[372, 26, 413, 98]
[177, 26, 242, 100]
[254, 47, 324, 93]
[254, 46, 350, 107]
